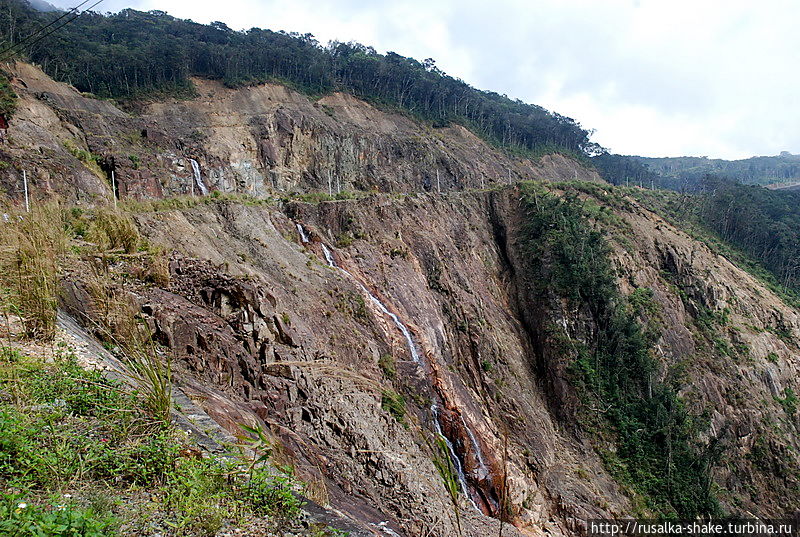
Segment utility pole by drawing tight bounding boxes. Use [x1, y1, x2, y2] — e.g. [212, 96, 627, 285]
[111, 170, 117, 209]
[22, 170, 29, 213]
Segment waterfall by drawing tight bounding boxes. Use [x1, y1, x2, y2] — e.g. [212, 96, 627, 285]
[296, 223, 310, 244]
[320, 243, 337, 268]
[462, 415, 490, 479]
[296, 223, 479, 508]
[189, 158, 209, 196]
[318, 238, 420, 363]
[432, 403, 480, 510]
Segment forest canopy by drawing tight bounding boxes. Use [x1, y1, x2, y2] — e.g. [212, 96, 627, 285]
[695, 177, 800, 293]
[0, 0, 598, 159]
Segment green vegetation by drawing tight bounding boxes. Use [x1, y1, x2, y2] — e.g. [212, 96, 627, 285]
[1, 492, 115, 537]
[628, 180, 800, 305]
[0, 73, 17, 118]
[694, 178, 800, 294]
[632, 153, 800, 188]
[430, 436, 462, 537]
[62, 139, 105, 178]
[378, 354, 396, 380]
[380, 389, 406, 425]
[0, 346, 300, 535]
[776, 387, 797, 417]
[518, 182, 720, 518]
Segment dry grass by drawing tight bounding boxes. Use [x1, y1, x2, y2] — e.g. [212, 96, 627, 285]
[84, 252, 172, 424]
[273, 360, 386, 394]
[143, 246, 171, 286]
[85, 208, 141, 254]
[0, 201, 66, 340]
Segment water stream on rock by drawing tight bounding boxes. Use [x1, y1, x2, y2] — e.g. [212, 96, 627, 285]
[320, 242, 421, 364]
[299, 224, 486, 511]
[296, 223, 310, 244]
[189, 158, 209, 196]
[431, 402, 476, 508]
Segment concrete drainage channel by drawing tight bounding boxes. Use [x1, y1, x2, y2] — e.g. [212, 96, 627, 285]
[56, 311, 385, 537]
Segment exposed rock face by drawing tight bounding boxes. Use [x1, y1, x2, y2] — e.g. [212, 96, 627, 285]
[10, 61, 799, 536]
[58, 187, 797, 536]
[0, 63, 598, 203]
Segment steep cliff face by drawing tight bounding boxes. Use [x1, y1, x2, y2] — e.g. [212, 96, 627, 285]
[55, 185, 799, 536]
[0, 62, 597, 202]
[5, 62, 798, 536]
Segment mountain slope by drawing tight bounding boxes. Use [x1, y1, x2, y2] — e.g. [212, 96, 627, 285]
[0, 59, 797, 537]
[50, 184, 799, 535]
[0, 61, 597, 203]
[0, 0, 592, 159]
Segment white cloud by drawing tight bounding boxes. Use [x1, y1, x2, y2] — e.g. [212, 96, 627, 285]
[49, 0, 800, 159]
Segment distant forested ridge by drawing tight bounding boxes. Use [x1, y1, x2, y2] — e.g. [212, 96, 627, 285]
[696, 177, 800, 292]
[0, 0, 602, 159]
[632, 152, 800, 188]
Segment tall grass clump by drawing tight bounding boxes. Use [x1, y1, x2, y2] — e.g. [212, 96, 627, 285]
[70, 204, 171, 424]
[0, 201, 66, 340]
[431, 435, 463, 537]
[85, 252, 172, 424]
[85, 208, 140, 253]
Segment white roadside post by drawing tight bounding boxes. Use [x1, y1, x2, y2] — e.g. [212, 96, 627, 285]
[111, 170, 117, 208]
[23, 170, 29, 213]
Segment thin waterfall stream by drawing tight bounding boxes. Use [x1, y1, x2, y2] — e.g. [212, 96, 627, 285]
[189, 158, 209, 196]
[298, 223, 489, 512]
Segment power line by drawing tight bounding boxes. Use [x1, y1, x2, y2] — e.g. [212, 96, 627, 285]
[0, 0, 92, 60]
[0, 0, 102, 64]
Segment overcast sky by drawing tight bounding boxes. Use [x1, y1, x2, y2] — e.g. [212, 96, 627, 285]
[48, 0, 800, 159]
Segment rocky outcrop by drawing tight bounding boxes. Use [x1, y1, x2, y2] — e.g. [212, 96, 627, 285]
[0, 62, 598, 203]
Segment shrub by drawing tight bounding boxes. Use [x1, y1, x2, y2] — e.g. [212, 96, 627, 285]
[0, 75, 16, 118]
[381, 390, 406, 424]
[378, 354, 396, 380]
[240, 469, 300, 518]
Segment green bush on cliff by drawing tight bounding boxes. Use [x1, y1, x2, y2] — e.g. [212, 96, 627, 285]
[518, 182, 721, 518]
[0, 74, 16, 118]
